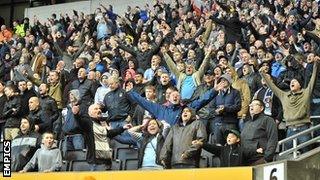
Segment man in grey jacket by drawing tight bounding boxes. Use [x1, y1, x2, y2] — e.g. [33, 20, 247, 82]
[160, 107, 207, 169]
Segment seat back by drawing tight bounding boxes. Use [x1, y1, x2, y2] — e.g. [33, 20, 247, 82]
[124, 159, 139, 170]
[69, 160, 90, 171]
[64, 149, 87, 161]
[111, 159, 122, 171]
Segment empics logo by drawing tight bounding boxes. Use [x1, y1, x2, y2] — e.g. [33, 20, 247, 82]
[3, 140, 11, 177]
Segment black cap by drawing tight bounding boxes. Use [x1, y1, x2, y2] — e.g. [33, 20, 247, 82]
[225, 129, 241, 138]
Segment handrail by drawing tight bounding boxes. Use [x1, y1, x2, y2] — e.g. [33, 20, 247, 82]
[277, 116, 320, 159]
[279, 136, 320, 157]
[278, 124, 320, 145]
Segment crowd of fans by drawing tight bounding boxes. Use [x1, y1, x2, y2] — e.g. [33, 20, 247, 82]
[0, 0, 320, 172]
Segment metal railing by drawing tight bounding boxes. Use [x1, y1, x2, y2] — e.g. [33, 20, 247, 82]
[277, 116, 320, 159]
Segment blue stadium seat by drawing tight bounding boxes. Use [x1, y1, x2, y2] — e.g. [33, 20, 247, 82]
[116, 147, 138, 170]
[199, 156, 209, 168]
[64, 149, 87, 161]
[109, 140, 129, 159]
[69, 160, 90, 171]
[124, 159, 139, 170]
[60, 160, 69, 171]
[111, 159, 122, 171]
[212, 156, 221, 167]
[201, 149, 214, 167]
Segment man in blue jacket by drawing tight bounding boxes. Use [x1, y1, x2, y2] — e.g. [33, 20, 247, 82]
[126, 81, 224, 126]
[208, 74, 241, 145]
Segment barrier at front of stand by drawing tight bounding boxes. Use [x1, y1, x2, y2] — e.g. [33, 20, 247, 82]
[8, 167, 252, 180]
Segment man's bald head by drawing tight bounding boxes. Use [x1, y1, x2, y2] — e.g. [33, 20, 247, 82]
[88, 104, 102, 119]
[29, 97, 40, 111]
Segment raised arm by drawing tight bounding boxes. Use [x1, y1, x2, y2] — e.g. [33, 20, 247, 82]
[260, 71, 284, 100]
[163, 52, 180, 78]
[189, 87, 220, 111]
[127, 90, 164, 120]
[195, 46, 214, 79]
[306, 60, 319, 96]
[117, 42, 138, 57]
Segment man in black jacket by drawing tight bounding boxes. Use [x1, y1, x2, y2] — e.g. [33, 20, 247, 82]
[70, 68, 97, 107]
[3, 84, 22, 140]
[73, 103, 131, 171]
[38, 84, 59, 135]
[241, 99, 278, 165]
[28, 97, 53, 134]
[103, 76, 135, 145]
[18, 80, 36, 117]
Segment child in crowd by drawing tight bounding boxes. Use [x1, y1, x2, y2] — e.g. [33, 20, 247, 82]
[20, 132, 62, 172]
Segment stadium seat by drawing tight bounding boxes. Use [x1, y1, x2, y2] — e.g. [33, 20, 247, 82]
[201, 149, 214, 167]
[64, 149, 87, 161]
[212, 156, 221, 167]
[111, 159, 122, 171]
[199, 156, 209, 168]
[124, 158, 139, 170]
[69, 160, 111, 171]
[60, 160, 69, 171]
[109, 140, 129, 159]
[69, 160, 91, 171]
[116, 147, 138, 160]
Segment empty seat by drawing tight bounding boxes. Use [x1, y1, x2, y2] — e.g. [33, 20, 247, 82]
[64, 149, 87, 161]
[199, 156, 209, 168]
[111, 159, 122, 171]
[109, 140, 129, 159]
[201, 149, 214, 167]
[116, 147, 138, 160]
[124, 159, 138, 170]
[212, 156, 221, 167]
[69, 160, 90, 171]
[60, 160, 69, 171]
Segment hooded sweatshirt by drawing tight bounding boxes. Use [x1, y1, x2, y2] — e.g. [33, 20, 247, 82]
[23, 144, 62, 172]
[94, 72, 111, 104]
[12, 119, 41, 172]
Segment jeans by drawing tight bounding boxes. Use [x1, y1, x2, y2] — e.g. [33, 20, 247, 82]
[62, 134, 85, 156]
[109, 120, 136, 146]
[212, 121, 238, 145]
[285, 124, 311, 153]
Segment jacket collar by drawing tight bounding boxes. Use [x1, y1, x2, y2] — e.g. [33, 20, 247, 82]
[288, 90, 303, 97]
